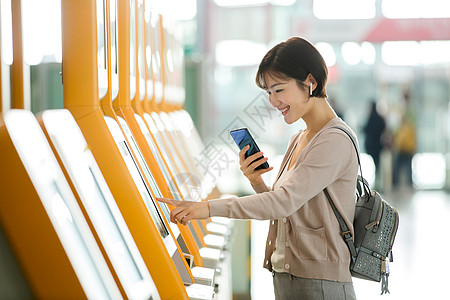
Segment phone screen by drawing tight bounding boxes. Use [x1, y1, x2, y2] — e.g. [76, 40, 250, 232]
[230, 128, 269, 170]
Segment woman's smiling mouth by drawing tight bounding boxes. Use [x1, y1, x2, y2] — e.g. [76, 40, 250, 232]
[281, 106, 290, 116]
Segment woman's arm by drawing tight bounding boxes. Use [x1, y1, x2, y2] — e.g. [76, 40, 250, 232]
[209, 130, 356, 220]
[158, 130, 355, 224]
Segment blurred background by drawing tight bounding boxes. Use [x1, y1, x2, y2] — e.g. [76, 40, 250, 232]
[3, 0, 450, 299]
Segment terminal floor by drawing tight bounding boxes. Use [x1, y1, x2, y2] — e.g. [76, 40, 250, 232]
[251, 187, 450, 300]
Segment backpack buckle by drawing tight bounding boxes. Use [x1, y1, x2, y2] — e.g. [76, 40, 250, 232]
[342, 230, 351, 238]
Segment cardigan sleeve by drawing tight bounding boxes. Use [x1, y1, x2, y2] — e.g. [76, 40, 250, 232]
[208, 129, 356, 220]
[251, 182, 271, 193]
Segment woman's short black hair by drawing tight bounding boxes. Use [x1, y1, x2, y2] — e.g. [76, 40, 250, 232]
[256, 37, 328, 98]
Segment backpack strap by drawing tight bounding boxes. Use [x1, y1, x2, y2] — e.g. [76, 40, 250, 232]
[323, 126, 364, 260]
[324, 188, 357, 259]
[331, 126, 370, 196]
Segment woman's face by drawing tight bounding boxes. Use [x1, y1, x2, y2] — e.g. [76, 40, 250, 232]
[264, 74, 311, 124]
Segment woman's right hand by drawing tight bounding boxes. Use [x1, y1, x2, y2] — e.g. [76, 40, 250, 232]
[239, 145, 274, 186]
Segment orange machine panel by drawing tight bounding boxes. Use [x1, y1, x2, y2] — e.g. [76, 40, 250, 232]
[60, 0, 189, 298]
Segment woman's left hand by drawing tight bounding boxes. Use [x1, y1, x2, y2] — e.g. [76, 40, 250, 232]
[157, 198, 210, 225]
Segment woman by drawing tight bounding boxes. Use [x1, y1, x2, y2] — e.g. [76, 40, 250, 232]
[159, 37, 358, 300]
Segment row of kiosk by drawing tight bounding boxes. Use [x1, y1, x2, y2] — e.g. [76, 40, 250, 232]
[0, 0, 233, 299]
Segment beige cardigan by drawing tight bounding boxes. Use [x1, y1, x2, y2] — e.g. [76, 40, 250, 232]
[209, 118, 358, 282]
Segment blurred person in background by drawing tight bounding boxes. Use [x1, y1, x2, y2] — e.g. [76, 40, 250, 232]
[363, 100, 386, 189]
[160, 37, 359, 300]
[392, 91, 416, 188]
[392, 114, 416, 188]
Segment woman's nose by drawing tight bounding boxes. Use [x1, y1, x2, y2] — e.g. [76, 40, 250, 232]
[268, 94, 279, 107]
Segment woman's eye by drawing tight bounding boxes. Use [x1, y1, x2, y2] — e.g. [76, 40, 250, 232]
[275, 89, 283, 93]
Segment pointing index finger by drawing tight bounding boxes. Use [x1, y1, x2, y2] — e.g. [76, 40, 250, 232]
[157, 197, 178, 206]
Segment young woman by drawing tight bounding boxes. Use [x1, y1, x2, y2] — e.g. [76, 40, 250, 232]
[159, 37, 358, 300]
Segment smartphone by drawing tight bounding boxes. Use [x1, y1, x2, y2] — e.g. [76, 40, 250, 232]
[230, 128, 269, 170]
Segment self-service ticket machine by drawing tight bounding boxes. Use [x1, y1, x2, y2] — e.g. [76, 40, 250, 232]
[103, 114, 191, 283]
[0, 109, 123, 299]
[104, 115, 214, 297]
[40, 109, 160, 300]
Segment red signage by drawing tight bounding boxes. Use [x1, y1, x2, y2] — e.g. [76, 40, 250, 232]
[364, 18, 450, 42]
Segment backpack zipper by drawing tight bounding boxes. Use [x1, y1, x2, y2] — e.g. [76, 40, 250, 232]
[365, 199, 383, 230]
[388, 207, 400, 262]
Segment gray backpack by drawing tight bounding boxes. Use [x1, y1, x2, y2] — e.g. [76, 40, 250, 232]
[324, 126, 399, 295]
